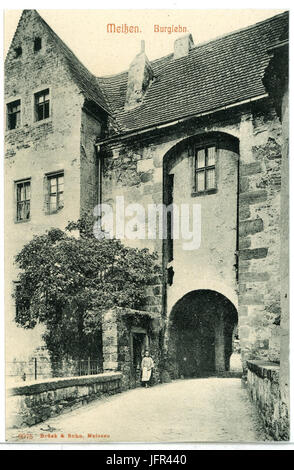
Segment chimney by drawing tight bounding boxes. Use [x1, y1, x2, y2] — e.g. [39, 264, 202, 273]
[174, 34, 194, 59]
[125, 40, 154, 110]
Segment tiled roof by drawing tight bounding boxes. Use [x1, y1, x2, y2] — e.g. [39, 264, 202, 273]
[97, 12, 288, 133]
[37, 11, 110, 115]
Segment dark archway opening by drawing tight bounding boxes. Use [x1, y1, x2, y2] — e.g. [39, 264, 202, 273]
[168, 290, 238, 378]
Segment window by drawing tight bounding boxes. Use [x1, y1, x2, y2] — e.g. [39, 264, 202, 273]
[16, 180, 30, 221]
[7, 100, 21, 130]
[34, 37, 42, 52]
[46, 172, 64, 213]
[14, 46, 22, 58]
[34, 89, 50, 121]
[195, 146, 216, 193]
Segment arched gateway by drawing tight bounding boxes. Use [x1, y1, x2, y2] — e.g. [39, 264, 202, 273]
[167, 290, 238, 378]
[162, 131, 240, 379]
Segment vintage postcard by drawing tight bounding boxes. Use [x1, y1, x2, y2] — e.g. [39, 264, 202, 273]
[4, 8, 289, 443]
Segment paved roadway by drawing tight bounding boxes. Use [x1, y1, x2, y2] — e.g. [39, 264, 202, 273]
[7, 377, 266, 443]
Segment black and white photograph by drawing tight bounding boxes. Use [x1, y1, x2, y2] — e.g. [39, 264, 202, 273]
[2, 6, 290, 445]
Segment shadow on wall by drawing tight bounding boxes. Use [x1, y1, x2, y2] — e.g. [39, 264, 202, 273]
[166, 290, 238, 379]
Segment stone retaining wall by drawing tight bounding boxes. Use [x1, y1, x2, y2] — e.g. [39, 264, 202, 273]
[247, 360, 289, 440]
[6, 372, 122, 429]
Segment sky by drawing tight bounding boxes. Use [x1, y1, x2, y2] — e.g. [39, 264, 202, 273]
[4, 9, 286, 77]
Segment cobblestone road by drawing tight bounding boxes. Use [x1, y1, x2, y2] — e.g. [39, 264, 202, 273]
[8, 378, 266, 443]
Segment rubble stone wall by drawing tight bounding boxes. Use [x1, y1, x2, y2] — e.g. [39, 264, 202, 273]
[247, 360, 289, 440]
[7, 372, 122, 429]
[238, 107, 282, 369]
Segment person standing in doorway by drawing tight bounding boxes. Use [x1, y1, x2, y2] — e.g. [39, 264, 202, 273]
[141, 351, 154, 388]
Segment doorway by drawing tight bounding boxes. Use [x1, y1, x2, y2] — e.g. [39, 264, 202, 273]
[168, 290, 238, 378]
[130, 328, 149, 386]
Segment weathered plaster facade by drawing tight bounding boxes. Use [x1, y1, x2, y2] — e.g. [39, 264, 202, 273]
[5, 10, 104, 359]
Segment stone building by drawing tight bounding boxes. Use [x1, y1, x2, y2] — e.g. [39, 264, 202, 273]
[5, 10, 289, 437]
[5, 9, 109, 360]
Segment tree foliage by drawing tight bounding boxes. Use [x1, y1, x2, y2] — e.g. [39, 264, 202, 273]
[14, 216, 160, 360]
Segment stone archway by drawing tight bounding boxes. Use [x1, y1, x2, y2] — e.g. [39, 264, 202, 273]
[166, 290, 238, 379]
[161, 131, 240, 314]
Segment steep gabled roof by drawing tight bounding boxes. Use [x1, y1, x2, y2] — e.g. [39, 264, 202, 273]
[97, 11, 288, 133]
[30, 10, 111, 115]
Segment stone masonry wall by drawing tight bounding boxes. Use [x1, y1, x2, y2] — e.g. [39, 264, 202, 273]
[165, 136, 238, 317]
[247, 361, 289, 440]
[4, 10, 87, 361]
[102, 102, 282, 371]
[238, 105, 282, 369]
[102, 308, 161, 391]
[102, 110, 242, 312]
[279, 87, 290, 416]
[6, 372, 122, 429]
[117, 312, 161, 390]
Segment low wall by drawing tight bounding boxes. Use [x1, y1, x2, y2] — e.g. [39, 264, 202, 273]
[247, 360, 289, 440]
[7, 372, 122, 429]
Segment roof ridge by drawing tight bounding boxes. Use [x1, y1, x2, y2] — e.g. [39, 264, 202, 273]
[96, 11, 288, 133]
[189, 10, 288, 52]
[35, 12, 89, 72]
[34, 9, 110, 114]
[96, 76, 124, 131]
[96, 10, 288, 80]
[5, 9, 28, 62]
